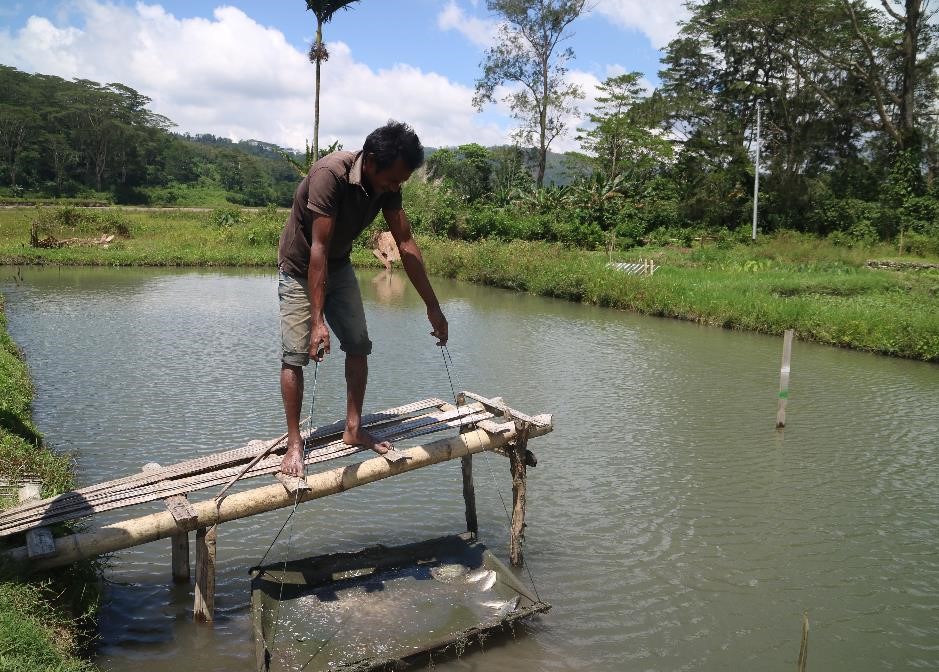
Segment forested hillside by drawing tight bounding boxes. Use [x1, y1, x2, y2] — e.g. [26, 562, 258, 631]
[0, 65, 300, 206]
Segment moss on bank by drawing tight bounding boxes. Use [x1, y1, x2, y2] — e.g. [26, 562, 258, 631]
[0, 294, 99, 672]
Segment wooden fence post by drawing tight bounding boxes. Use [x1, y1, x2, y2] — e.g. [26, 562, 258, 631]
[776, 329, 794, 429]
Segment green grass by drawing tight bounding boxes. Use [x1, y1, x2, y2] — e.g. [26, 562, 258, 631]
[0, 294, 99, 672]
[0, 206, 937, 361]
[417, 236, 939, 362]
[0, 205, 284, 266]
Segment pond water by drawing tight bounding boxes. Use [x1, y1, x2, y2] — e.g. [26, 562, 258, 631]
[2, 266, 937, 671]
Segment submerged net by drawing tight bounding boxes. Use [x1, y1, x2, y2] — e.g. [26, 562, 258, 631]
[252, 535, 549, 672]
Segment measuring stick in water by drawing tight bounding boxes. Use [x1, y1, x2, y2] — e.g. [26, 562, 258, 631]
[776, 329, 794, 429]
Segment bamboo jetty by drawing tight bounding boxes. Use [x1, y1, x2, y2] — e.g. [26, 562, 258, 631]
[0, 392, 552, 623]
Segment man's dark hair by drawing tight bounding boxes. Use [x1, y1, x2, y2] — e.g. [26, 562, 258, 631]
[363, 121, 424, 171]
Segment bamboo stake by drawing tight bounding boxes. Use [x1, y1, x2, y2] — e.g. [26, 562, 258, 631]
[5, 420, 552, 572]
[777, 329, 794, 429]
[797, 610, 809, 671]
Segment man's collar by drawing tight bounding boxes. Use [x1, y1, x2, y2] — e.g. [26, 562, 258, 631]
[349, 151, 365, 189]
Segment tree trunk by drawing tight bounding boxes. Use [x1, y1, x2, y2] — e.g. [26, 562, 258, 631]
[314, 19, 323, 162]
[898, 0, 921, 149]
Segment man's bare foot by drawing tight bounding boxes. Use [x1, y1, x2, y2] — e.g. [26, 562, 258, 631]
[279, 441, 305, 477]
[343, 427, 392, 455]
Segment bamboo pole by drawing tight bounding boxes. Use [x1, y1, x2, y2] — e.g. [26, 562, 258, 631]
[5, 420, 552, 572]
[508, 422, 531, 567]
[777, 329, 794, 429]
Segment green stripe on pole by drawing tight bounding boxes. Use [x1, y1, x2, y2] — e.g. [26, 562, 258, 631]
[778, 390, 789, 399]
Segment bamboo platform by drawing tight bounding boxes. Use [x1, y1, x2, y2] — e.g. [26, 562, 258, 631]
[0, 392, 552, 622]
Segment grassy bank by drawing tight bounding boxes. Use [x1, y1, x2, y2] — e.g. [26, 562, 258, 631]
[0, 206, 936, 362]
[419, 236, 939, 362]
[0, 294, 99, 672]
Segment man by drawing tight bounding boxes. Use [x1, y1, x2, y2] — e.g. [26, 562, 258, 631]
[277, 121, 448, 477]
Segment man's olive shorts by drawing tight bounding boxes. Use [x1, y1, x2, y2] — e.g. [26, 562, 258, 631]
[278, 263, 372, 366]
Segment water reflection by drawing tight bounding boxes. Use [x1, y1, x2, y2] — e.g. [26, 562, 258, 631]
[370, 270, 406, 304]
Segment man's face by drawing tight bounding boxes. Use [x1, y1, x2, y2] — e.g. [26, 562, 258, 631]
[364, 156, 413, 195]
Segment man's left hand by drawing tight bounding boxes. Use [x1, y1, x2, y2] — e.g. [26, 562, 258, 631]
[428, 305, 448, 346]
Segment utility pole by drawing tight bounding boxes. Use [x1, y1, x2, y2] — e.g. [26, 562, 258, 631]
[752, 101, 761, 241]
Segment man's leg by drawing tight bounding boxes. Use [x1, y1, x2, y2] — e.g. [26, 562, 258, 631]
[280, 363, 305, 476]
[342, 353, 392, 454]
[278, 270, 312, 476]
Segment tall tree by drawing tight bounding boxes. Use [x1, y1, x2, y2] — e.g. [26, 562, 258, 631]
[577, 73, 673, 181]
[305, 0, 360, 161]
[777, 0, 938, 156]
[473, 0, 587, 187]
[426, 143, 494, 202]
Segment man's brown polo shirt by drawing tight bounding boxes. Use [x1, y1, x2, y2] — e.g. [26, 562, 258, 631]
[278, 150, 402, 277]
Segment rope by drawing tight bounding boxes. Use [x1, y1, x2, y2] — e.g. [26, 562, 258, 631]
[437, 345, 543, 604]
[257, 359, 319, 671]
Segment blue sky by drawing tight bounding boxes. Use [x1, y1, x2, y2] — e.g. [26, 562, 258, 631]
[0, 1, 689, 152]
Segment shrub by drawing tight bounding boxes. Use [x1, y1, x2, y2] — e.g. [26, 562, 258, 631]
[241, 205, 284, 247]
[902, 231, 939, 257]
[548, 215, 605, 249]
[402, 179, 462, 236]
[210, 207, 243, 228]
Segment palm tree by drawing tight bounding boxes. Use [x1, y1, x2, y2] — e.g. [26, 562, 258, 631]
[305, 0, 360, 161]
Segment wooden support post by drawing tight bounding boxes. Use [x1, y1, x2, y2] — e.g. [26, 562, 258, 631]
[508, 422, 530, 567]
[193, 525, 217, 622]
[143, 462, 195, 583]
[172, 531, 190, 584]
[18, 482, 55, 560]
[776, 329, 794, 429]
[461, 456, 478, 538]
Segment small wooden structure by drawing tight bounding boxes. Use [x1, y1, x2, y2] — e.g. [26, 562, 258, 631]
[0, 392, 552, 624]
[606, 259, 658, 276]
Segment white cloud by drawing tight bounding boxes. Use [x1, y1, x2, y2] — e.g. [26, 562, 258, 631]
[0, 1, 511, 150]
[593, 0, 689, 49]
[436, 0, 500, 48]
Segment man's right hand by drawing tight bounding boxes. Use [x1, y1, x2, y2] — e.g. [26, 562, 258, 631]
[310, 321, 330, 361]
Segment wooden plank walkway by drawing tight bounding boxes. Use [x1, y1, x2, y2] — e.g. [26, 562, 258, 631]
[2, 392, 553, 624]
[0, 395, 518, 538]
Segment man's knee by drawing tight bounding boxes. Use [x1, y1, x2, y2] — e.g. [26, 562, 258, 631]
[281, 362, 304, 386]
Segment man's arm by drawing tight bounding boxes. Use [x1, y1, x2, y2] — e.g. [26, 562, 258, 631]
[308, 214, 335, 360]
[384, 207, 448, 345]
